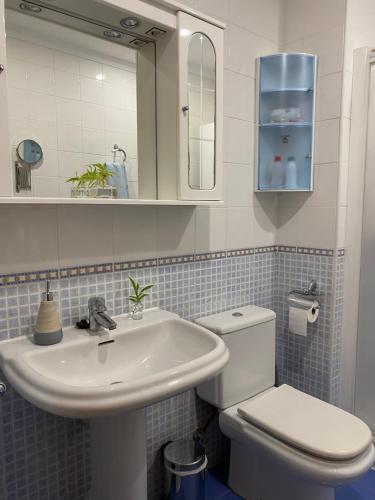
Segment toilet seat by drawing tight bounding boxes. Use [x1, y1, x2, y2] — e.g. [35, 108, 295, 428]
[219, 386, 375, 487]
[237, 384, 372, 461]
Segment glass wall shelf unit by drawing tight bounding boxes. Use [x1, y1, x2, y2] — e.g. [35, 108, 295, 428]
[255, 53, 317, 192]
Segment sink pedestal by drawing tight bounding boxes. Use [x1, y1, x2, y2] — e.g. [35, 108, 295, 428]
[91, 409, 147, 500]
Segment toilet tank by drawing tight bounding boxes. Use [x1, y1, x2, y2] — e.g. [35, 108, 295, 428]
[196, 305, 276, 409]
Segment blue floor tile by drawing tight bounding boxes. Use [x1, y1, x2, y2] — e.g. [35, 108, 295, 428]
[205, 471, 230, 499]
[335, 469, 375, 500]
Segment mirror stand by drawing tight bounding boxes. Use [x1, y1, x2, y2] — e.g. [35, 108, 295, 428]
[15, 161, 31, 193]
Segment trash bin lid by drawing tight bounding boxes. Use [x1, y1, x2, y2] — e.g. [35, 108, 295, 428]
[164, 440, 206, 473]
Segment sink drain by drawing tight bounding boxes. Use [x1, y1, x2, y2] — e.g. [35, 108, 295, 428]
[110, 381, 123, 385]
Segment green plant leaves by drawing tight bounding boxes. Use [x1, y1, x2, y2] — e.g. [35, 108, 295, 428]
[66, 163, 113, 188]
[128, 277, 154, 304]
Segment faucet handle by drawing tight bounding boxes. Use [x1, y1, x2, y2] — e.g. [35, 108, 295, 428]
[88, 296, 107, 312]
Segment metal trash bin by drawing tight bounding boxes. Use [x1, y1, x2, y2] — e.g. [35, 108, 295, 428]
[164, 439, 207, 500]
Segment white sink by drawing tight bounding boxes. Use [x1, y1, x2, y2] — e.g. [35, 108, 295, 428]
[0, 308, 228, 418]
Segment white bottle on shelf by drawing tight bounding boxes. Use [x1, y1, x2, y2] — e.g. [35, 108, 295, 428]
[285, 156, 298, 189]
[271, 155, 285, 189]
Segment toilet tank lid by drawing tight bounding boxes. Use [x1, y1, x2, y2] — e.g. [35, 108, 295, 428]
[195, 305, 276, 335]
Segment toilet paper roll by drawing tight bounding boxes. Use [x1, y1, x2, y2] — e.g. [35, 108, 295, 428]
[289, 301, 319, 336]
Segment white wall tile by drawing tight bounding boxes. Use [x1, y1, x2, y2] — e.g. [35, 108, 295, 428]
[82, 128, 106, 155]
[157, 207, 196, 257]
[113, 206, 157, 261]
[54, 51, 80, 74]
[225, 25, 277, 78]
[224, 70, 255, 122]
[314, 119, 340, 164]
[296, 206, 337, 248]
[306, 163, 339, 207]
[316, 72, 342, 121]
[82, 103, 105, 128]
[55, 70, 80, 99]
[224, 163, 252, 206]
[27, 64, 55, 94]
[196, 0, 229, 21]
[58, 151, 84, 178]
[282, 0, 346, 44]
[304, 25, 345, 77]
[56, 98, 82, 126]
[32, 176, 60, 197]
[195, 207, 227, 252]
[79, 58, 103, 80]
[226, 208, 254, 249]
[33, 149, 59, 177]
[227, 0, 281, 42]
[252, 205, 277, 246]
[80, 76, 103, 105]
[0, 207, 58, 273]
[8, 87, 29, 119]
[105, 107, 126, 131]
[223, 117, 254, 165]
[7, 59, 27, 89]
[29, 120, 57, 150]
[57, 123, 82, 152]
[57, 206, 113, 267]
[29, 93, 56, 122]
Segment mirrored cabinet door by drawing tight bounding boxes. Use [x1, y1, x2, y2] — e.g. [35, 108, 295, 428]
[177, 12, 223, 201]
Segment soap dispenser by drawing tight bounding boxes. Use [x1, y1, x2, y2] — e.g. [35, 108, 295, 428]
[34, 280, 63, 346]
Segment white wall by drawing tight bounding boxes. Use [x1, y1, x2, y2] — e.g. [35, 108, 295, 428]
[0, 0, 283, 275]
[276, 0, 347, 249]
[6, 11, 138, 198]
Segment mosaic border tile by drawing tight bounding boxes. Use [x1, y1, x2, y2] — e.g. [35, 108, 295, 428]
[59, 263, 113, 278]
[158, 254, 195, 266]
[297, 247, 334, 256]
[195, 251, 227, 261]
[0, 269, 59, 286]
[0, 246, 342, 285]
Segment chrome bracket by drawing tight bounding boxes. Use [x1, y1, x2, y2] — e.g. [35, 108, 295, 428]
[0, 380, 6, 397]
[15, 161, 32, 192]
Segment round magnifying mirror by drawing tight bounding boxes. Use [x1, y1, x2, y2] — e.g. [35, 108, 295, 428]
[16, 139, 43, 168]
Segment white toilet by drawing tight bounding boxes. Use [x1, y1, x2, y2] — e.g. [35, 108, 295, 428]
[196, 305, 375, 500]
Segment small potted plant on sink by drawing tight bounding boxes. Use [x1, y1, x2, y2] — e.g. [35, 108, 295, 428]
[129, 277, 154, 320]
[67, 163, 117, 199]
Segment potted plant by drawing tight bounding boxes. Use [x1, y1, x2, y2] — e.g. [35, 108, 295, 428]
[129, 276, 154, 320]
[67, 163, 117, 199]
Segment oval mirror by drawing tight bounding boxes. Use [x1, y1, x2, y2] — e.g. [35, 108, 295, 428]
[16, 139, 43, 168]
[187, 32, 216, 190]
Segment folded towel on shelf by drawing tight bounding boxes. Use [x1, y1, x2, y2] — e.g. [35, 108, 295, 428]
[106, 161, 129, 199]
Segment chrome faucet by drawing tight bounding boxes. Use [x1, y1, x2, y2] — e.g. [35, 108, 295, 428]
[88, 297, 117, 332]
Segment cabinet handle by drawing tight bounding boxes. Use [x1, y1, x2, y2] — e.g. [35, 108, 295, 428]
[0, 64, 4, 74]
[182, 105, 189, 113]
[305, 154, 312, 159]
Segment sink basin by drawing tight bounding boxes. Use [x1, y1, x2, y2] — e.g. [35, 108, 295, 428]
[0, 308, 229, 418]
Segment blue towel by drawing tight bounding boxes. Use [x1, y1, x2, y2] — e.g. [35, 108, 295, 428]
[106, 162, 129, 199]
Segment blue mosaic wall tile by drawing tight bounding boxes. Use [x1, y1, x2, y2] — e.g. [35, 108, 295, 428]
[273, 251, 339, 402]
[0, 247, 343, 500]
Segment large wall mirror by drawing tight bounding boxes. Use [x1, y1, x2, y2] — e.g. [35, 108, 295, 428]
[5, 0, 157, 199]
[187, 32, 216, 191]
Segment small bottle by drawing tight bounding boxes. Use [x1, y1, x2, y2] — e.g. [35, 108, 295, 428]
[271, 155, 284, 189]
[286, 156, 298, 189]
[34, 280, 63, 346]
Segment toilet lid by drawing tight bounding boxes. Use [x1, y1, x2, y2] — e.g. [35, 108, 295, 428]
[238, 385, 372, 460]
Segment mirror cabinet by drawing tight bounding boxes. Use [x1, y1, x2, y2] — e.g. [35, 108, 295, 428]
[0, 0, 224, 204]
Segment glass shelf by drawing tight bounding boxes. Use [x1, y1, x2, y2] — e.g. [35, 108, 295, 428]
[260, 88, 313, 94]
[256, 53, 317, 192]
[259, 122, 312, 128]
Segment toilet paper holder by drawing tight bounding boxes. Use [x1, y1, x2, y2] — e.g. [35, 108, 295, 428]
[287, 280, 321, 311]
